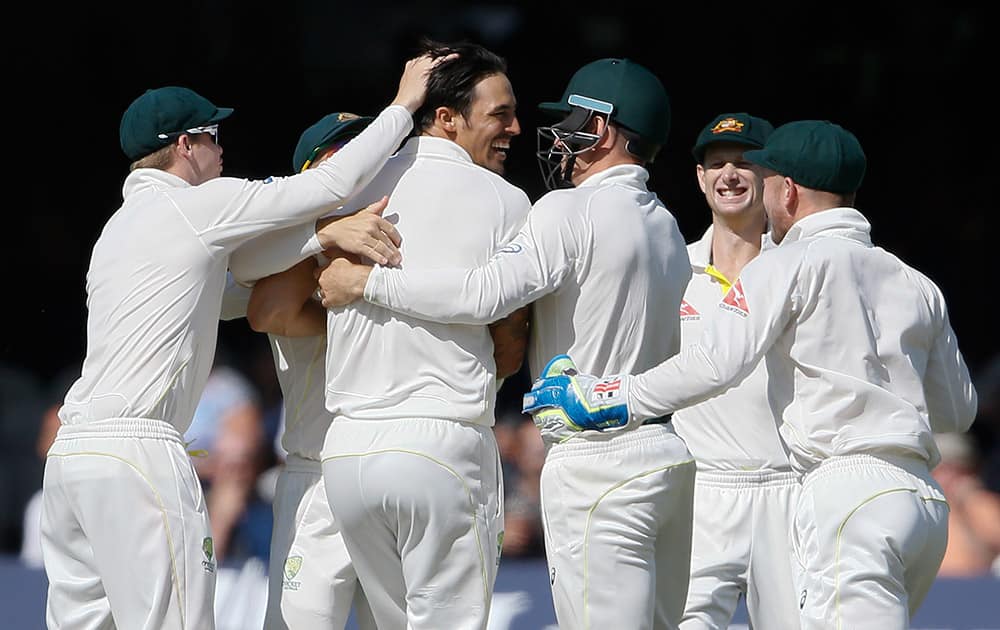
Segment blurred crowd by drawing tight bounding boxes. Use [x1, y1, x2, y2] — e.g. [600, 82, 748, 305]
[4, 343, 1000, 576]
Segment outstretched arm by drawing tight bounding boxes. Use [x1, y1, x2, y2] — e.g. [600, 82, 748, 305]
[316, 204, 582, 324]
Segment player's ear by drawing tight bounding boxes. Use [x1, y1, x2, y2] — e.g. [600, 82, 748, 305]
[436, 107, 458, 132]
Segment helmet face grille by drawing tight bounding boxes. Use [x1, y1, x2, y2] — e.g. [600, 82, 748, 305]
[535, 108, 604, 190]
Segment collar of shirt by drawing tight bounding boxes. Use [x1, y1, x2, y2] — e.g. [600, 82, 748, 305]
[575, 163, 650, 191]
[780, 206, 873, 247]
[687, 225, 714, 270]
[397, 135, 477, 165]
[122, 168, 190, 199]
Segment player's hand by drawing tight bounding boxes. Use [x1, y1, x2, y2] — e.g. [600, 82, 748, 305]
[522, 354, 631, 442]
[316, 196, 401, 266]
[391, 52, 459, 112]
[315, 256, 372, 308]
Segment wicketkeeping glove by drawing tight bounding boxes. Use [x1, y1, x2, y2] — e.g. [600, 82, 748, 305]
[522, 354, 631, 443]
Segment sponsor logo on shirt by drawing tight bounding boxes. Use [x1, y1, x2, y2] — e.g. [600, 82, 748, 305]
[719, 279, 749, 317]
[679, 300, 700, 321]
[283, 555, 303, 591]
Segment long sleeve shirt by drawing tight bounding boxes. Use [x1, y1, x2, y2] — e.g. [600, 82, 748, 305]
[59, 105, 413, 433]
[628, 207, 977, 473]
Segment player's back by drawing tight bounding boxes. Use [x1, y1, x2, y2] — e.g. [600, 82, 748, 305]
[324, 136, 531, 426]
[528, 165, 690, 381]
[758, 208, 976, 470]
[61, 170, 228, 432]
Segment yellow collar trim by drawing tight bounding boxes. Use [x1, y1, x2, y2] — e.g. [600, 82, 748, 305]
[704, 264, 733, 296]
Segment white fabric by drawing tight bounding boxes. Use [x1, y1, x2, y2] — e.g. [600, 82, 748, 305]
[265, 456, 374, 630]
[324, 136, 531, 426]
[365, 164, 692, 407]
[680, 470, 800, 630]
[41, 419, 216, 630]
[672, 226, 791, 472]
[58, 105, 413, 434]
[673, 227, 799, 628]
[628, 208, 977, 474]
[322, 417, 503, 630]
[541, 425, 695, 630]
[367, 162, 695, 630]
[793, 454, 948, 629]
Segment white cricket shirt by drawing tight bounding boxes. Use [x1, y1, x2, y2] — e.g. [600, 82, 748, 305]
[59, 106, 413, 433]
[366, 164, 691, 435]
[220, 273, 329, 461]
[326, 136, 532, 426]
[672, 226, 791, 471]
[629, 208, 977, 474]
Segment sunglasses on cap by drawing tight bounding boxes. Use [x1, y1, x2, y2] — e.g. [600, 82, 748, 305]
[158, 124, 221, 145]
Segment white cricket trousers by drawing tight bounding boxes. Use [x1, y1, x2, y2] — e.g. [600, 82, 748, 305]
[40, 418, 216, 630]
[680, 469, 801, 630]
[793, 453, 949, 630]
[264, 454, 374, 630]
[540, 423, 696, 630]
[322, 417, 503, 630]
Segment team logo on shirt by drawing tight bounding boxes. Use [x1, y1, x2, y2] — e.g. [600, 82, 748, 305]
[719, 279, 749, 317]
[283, 555, 303, 591]
[711, 117, 746, 135]
[679, 300, 700, 321]
[201, 537, 216, 574]
[499, 243, 523, 254]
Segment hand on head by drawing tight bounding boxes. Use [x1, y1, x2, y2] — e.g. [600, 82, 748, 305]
[391, 52, 460, 112]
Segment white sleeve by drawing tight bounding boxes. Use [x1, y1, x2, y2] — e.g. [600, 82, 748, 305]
[220, 272, 251, 321]
[228, 222, 323, 286]
[923, 284, 978, 433]
[182, 105, 412, 253]
[628, 252, 798, 420]
[364, 197, 583, 324]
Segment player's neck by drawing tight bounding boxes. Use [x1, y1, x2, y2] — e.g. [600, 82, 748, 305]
[710, 216, 766, 280]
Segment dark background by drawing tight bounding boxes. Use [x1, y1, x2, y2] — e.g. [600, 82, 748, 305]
[4, 4, 991, 417]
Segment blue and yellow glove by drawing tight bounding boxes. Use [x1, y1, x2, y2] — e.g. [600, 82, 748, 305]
[522, 354, 631, 443]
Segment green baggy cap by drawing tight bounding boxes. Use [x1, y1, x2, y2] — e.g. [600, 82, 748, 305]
[292, 112, 374, 173]
[119, 86, 233, 160]
[744, 120, 866, 193]
[691, 113, 774, 164]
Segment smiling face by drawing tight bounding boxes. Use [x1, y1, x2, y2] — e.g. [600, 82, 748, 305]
[451, 73, 520, 175]
[696, 143, 765, 222]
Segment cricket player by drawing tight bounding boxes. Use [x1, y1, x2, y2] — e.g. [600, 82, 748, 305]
[222, 112, 379, 630]
[676, 112, 800, 629]
[318, 40, 529, 630]
[523, 120, 978, 630]
[318, 57, 696, 630]
[40, 55, 442, 630]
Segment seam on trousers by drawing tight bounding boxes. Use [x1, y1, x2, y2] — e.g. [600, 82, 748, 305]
[583, 459, 695, 630]
[834, 487, 916, 630]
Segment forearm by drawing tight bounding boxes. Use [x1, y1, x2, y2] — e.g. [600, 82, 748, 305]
[366, 258, 549, 325]
[247, 258, 324, 336]
[629, 344, 734, 421]
[490, 305, 531, 379]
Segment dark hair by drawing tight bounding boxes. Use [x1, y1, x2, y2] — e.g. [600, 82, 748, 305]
[412, 37, 508, 133]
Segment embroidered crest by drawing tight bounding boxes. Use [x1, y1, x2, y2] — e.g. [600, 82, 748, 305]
[711, 117, 745, 135]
